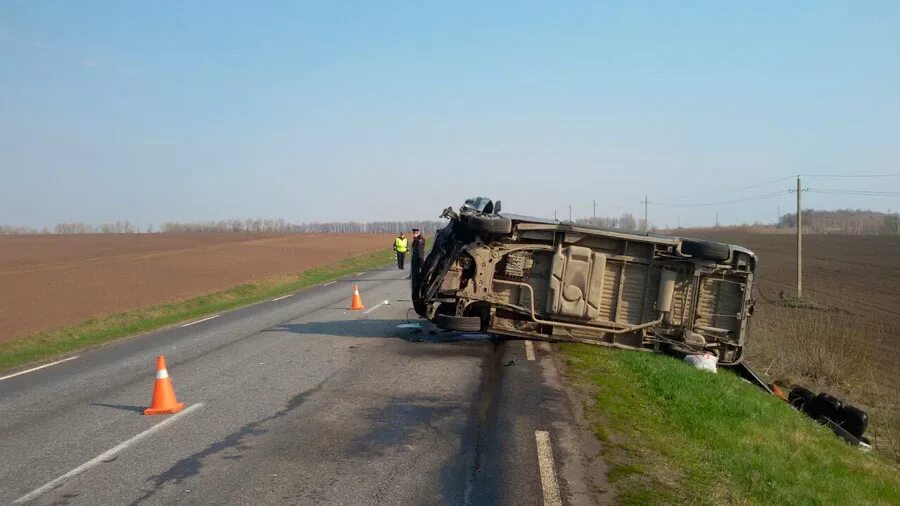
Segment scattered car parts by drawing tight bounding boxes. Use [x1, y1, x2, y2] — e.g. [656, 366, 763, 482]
[789, 385, 870, 448]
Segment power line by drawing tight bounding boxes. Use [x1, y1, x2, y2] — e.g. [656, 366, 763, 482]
[808, 189, 900, 197]
[677, 175, 795, 199]
[801, 174, 900, 179]
[655, 190, 791, 208]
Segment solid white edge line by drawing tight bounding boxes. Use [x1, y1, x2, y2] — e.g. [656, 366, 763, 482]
[322, 281, 337, 286]
[14, 403, 204, 504]
[0, 356, 80, 382]
[525, 340, 536, 361]
[271, 293, 294, 301]
[363, 300, 386, 315]
[535, 430, 562, 506]
[180, 314, 220, 327]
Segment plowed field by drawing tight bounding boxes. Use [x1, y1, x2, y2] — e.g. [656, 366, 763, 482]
[0, 233, 392, 342]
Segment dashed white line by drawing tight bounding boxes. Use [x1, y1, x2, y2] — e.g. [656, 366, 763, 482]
[355, 271, 366, 276]
[535, 430, 562, 506]
[525, 340, 536, 361]
[0, 356, 80, 382]
[271, 293, 294, 302]
[322, 281, 337, 286]
[363, 300, 389, 315]
[14, 403, 204, 504]
[180, 314, 220, 327]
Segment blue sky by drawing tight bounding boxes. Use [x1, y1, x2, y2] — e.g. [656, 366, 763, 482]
[2, 1, 898, 229]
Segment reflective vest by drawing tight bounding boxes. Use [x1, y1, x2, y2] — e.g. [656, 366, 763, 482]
[395, 237, 408, 253]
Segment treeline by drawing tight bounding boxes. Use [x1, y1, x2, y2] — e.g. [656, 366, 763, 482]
[778, 209, 899, 235]
[4, 221, 141, 234]
[0, 219, 449, 235]
[160, 220, 447, 234]
[574, 213, 641, 232]
[0, 225, 43, 234]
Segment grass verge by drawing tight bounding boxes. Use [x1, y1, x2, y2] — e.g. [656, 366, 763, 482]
[560, 344, 900, 505]
[0, 249, 396, 372]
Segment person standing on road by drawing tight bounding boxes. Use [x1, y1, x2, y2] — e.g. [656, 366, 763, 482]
[393, 232, 408, 270]
[410, 228, 426, 281]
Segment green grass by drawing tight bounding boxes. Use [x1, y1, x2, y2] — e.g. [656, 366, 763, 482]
[0, 249, 396, 372]
[560, 344, 900, 505]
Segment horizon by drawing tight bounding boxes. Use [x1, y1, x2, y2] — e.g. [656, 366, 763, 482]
[2, 2, 899, 229]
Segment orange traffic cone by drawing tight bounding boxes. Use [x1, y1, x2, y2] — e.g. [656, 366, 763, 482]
[144, 355, 185, 415]
[349, 284, 365, 310]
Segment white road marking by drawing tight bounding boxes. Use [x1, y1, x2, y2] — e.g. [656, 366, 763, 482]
[180, 314, 220, 327]
[363, 300, 389, 314]
[525, 340, 536, 361]
[14, 403, 204, 504]
[322, 281, 337, 286]
[355, 271, 365, 276]
[0, 356, 80, 382]
[271, 293, 294, 301]
[534, 430, 562, 506]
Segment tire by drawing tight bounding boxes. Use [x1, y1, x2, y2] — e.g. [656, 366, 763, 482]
[433, 313, 483, 332]
[681, 239, 730, 262]
[803, 392, 842, 421]
[465, 215, 513, 235]
[836, 404, 868, 440]
[788, 386, 815, 409]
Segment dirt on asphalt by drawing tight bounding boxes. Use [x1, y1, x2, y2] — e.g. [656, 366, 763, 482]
[0, 233, 392, 342]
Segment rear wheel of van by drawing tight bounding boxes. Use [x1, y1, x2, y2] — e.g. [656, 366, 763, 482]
[433, 313, 483, 332]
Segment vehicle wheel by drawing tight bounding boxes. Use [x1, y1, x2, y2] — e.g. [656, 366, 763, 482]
[680, 239, 730, 262]
[465, 215, 512, 235]
[836, 405, 868, 439]
[788, 386, 815, 409]
[803, 392, 842, 421]
[433, 313, 483, 332]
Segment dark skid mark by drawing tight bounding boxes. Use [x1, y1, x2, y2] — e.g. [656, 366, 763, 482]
[438, 340, 505, 505]
[350, 395, 460, 455]
[130, 377, 330, 505]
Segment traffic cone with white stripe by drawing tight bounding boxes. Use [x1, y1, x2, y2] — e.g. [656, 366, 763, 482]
[144, 355, 185, 415]
[349, 284, 365, 310]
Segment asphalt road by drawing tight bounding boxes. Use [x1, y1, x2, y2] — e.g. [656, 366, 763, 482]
[0, 267, 601, 505]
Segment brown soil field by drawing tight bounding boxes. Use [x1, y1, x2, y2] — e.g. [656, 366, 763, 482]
[0, 233, 392, 343]
[687, 231, 900, 379]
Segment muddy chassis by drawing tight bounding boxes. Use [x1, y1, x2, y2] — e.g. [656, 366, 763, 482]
[413, 201, 757, 365]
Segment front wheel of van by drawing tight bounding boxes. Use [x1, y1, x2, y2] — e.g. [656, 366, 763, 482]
[465, 215, 512, 235]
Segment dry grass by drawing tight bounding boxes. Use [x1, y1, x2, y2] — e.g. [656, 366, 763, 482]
[750, 306, 875, 390]
[748, 303, 900, 463]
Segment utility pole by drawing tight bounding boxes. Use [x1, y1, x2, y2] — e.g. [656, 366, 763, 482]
[554, 210, 557, 221]
[715, 212, 719, 227]
[677, 215, 681, 229]
[642, 195, 649, 233]
[796, 176, 802, 299]
[777, 205, 781, 224]
[569, 204, 572, 223]
[592, 200, 597, 219]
